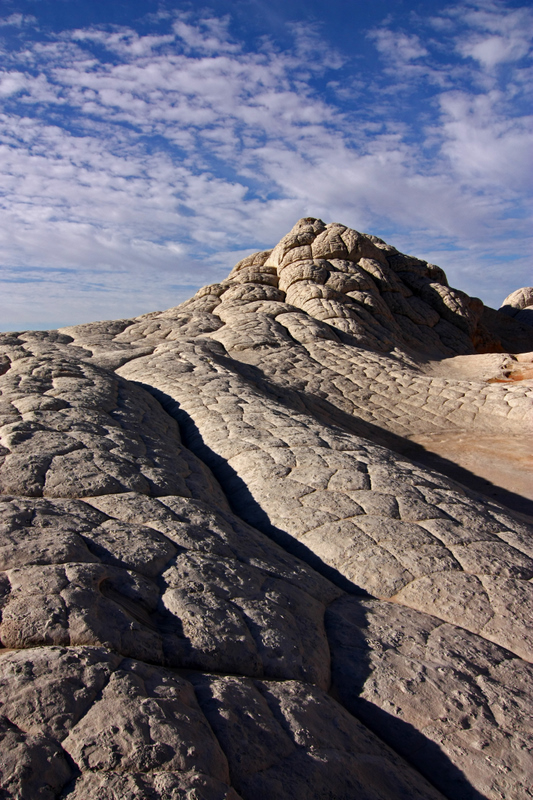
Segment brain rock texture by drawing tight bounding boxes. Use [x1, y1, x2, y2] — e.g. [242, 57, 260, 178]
[1, 218, 533, 800]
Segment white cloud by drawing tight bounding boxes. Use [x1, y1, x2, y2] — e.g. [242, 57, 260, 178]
[434, 90, 533, 190]
[369, 29, 428, 63]
[0, 71, 28, 97]
[460, 33, 528, 68]
[0, 13, 37, 28]
[172, 16, 241, 54]
[447, 1, 533, 68]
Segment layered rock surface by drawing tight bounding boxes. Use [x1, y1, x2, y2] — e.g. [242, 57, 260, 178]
[1, 218, 532, 799]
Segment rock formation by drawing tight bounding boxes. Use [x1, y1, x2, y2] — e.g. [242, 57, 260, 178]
[1, 218, 532, 800]
[500, 287, 533, 330]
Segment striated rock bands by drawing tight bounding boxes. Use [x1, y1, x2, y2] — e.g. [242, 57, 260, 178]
[1, 219, 532, 799]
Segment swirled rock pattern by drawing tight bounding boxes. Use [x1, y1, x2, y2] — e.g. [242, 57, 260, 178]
[1, 219, 532, 799]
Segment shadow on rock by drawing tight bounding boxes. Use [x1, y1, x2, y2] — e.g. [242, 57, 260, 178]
[139, 382, 490, 800]
[325, 595, 491, 800]
[219, 356, 533, 520]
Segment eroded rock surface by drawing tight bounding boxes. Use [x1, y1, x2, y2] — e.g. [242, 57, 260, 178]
[1, 219, 532, 799]
[500, 287, 533, 328]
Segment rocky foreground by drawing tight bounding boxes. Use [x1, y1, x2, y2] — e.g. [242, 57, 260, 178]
[1, 218, 532, 800]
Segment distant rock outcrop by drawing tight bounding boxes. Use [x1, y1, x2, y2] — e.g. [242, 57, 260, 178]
[1, 219, 532, 800]
[500, 286, 533, 328]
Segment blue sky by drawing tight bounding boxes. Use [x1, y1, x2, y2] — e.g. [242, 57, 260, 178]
[0, 0, 531, 329]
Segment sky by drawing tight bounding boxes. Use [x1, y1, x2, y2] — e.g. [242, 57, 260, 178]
[0, 0, 531, 330]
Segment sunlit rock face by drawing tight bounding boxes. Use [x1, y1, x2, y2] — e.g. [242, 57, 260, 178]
[500, 286, 533, 328]
[1, 218, 532, 800]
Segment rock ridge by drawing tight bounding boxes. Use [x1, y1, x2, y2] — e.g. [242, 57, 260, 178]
[0, 218, 532, 799]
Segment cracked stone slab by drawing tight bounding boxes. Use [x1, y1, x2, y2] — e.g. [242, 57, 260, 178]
[0, 494, 337, 685]
[1, 218, 532, 800]
[117, 340, 533, 660]
[326, 595, 533, 800]
[0, 646, 444, 800]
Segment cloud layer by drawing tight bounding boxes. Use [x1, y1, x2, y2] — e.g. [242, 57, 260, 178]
[0, 1, 531, 327]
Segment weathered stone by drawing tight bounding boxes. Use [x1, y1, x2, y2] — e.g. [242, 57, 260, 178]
[500, 286, 533, 317]
[189, 674, 444, 800]
[327, 596, 533, 800]
[1, 218, 532, 799]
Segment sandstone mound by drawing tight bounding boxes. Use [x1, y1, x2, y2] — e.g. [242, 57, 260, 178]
[500, 286, 533, 328]
[1, 219, 532, 800]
